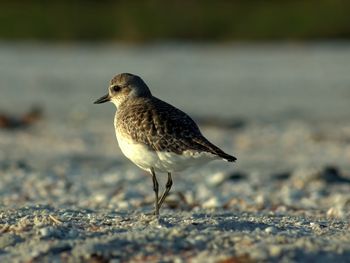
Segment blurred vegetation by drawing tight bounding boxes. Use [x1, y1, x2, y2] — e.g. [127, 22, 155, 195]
[0, 0, 349, 42]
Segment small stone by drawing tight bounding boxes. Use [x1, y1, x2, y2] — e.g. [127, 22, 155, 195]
[249, 247, 268, 260]
[94, 194, 106, 203]
[269, 245, 282, 257]
[39, 227, 56, 238]
[310, 222, 326, 231]
[265, 226, 277, 234]
[318, 166, 350, 184]
[255, 194, 266, 206]
[327, 207, 344, 218]
[202, 197, 220, 208]
[117, 201, 129, 209]
[207, 172, 226, 186]
[227, 171, 247, 181]
[275, 205, 287, 214]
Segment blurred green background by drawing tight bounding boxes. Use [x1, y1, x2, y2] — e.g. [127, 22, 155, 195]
[1, 0, 349, 42]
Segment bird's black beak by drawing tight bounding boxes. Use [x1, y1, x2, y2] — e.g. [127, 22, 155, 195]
[94, 94, 110, 104]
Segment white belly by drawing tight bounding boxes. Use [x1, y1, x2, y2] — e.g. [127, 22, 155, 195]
[115, 132, 218, 173]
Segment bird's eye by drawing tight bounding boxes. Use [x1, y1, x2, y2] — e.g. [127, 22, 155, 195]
[113, 85, 121, 92]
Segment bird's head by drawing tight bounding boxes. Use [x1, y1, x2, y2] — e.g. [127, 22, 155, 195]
[94, 73, 152, 107]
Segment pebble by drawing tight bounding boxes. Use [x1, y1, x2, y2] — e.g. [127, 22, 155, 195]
[265, 226, 278, 234]
[249, 247, 269, 260]
[202, 197, 221, 209]
[39, 227, 54, 238]
[269, 245, 282, 257]
[39, 227, 65, 238]
[327, 207, 345, 218]
[310, 222, 327, 232]
[207, 172, 226, 186]
[255, 194, 267, 206]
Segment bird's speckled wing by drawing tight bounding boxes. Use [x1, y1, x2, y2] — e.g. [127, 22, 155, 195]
[116, 97, 236, 162]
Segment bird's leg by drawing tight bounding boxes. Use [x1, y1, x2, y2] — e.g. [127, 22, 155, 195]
[158, 172, 173, 210]
[150, 167, 159, 216]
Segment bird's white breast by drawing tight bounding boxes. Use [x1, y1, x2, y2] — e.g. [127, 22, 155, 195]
[115, 130, 218, 173]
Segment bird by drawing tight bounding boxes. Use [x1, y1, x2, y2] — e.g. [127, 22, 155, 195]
[94, 73, 236, 216]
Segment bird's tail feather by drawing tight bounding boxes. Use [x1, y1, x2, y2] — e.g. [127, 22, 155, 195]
[192, 137, 237, 162]
[218, 152, 237, 162]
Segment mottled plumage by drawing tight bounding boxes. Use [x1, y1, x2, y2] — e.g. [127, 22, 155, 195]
[94, 73, 236, 216]
[116, 96, 236, 161]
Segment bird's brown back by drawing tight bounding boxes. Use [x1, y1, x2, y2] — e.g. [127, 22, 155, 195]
[116, 96, 236, 162]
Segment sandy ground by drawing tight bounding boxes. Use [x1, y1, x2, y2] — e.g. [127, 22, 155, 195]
[0, 43, 350, 262]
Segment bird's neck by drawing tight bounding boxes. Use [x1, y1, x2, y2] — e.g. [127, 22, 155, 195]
[116, 95, 153, 111]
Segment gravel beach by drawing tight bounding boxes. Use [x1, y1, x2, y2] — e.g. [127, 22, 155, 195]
[0, 43, 349, 262]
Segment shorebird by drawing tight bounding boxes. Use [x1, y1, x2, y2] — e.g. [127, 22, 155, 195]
[94, 73, 236, 216]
